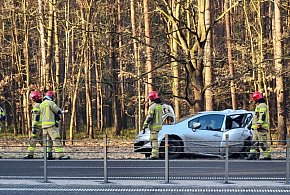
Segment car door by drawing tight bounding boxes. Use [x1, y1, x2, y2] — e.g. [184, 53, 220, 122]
[187, 114, 225, 155]
[162, 104, 176, 125]
[223, 113, 253, 153]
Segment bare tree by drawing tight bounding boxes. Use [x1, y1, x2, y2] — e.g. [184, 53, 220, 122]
[144, 0, 153, 93]
[37, 0, 47, 87]
[130, 0, 142, 132]
[273, 0, 286, 142]
[170, 0, 181, 119]
[204, 0, 213, 111]
[225, 0, 237, 110]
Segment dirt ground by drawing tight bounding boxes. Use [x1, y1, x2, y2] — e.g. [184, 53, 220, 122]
[0, 138, 288, 160]
[0, 138, 144, 159]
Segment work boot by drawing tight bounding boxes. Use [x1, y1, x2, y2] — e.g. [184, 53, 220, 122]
[58, 155, 70, 160]
[261, 157, 271, 160]
[245, 153, 259, 160]
[147, 156, 158, 160]
[245, 149, 260, 160]
[23, 155, 34, 159]
[47, 152, 55, 160]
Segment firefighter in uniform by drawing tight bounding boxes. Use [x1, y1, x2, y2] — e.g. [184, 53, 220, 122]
[40, 91, 70, 160]
[246, 91, 271, 160]
[142, 91, 163, 159]
[0, 107, 6, 158]
[24, 91, 48, 159]
[0, 107, 6, 132]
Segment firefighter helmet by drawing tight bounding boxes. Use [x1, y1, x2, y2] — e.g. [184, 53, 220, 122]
[148, 91, 159, 101]
[45, 91, 55, 100]
[29, 91, 42, 101]
[251, 91, 263, 102]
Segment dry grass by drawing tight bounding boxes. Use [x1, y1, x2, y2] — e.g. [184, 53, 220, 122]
[0, 137, 144, 159]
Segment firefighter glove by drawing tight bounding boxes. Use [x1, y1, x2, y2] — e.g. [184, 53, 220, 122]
[257, 123, 262, 130]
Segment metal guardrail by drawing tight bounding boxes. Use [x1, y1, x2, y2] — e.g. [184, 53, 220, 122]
[0, 134, 289, 184]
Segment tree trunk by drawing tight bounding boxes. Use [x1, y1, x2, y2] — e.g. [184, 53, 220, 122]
[144, 0, 153, 93]
[110, 1, 121, 135]
[94, 46, 104, 131]
[171, 0, 180, 119]
[225, 0, 237, 110]
[23, 0, 31, 133]
[204, 0, 213, 111]
[110, 35, 121, 135]
[118, 0, 126, 130]
[46, 0, 54, 86]
[69, 68, 82, 142]
[37, 0, 47, 87]
[61, 0, 70, 142]
[53, 0, 61, 106]
[273, 0, 286, 143]
[131, 0, 142, 133]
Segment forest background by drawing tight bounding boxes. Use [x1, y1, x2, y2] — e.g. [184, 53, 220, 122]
[0, 0, 289, 144]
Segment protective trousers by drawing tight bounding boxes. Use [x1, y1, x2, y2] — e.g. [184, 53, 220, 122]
[27, 127, 43, 156]
[43, 126, 64, 158]
[150, 128, 160, 158]
[249, 129, 271, 159]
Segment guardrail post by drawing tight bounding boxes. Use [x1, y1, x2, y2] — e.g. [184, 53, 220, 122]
[43, 134, 48, 183]
[225, 134, 229, 184]
[103, 134, 108, 183]
[165, 134, 169, 183]
[286, 138, 290, 184]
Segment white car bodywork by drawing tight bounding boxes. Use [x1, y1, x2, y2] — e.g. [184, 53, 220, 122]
[134, 108, 254, 158]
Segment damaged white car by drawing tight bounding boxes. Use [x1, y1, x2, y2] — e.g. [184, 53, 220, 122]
[134, 107, 254, 158]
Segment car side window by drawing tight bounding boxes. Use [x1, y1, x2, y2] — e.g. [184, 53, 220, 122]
[226, 114, 253, 129]
[244, 114, 253, 129]
[188, 114, 224, 131]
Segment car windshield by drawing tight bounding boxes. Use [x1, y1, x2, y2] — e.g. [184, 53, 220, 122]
[188, 114, 224, 131]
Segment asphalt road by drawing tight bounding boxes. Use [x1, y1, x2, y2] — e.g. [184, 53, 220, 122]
[0, 158, 288, 179]
[0, 159, 290, 195]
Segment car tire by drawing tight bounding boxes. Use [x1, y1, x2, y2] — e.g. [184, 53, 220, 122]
[234, 137, 252, 159]
[145, 153, 151, 158]
[159, 137, 183, 159]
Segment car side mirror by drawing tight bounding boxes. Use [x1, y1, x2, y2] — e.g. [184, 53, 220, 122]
[190, 122, 201, 132]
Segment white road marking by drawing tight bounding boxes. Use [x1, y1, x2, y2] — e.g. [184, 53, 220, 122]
[0, 175, 286, 180]
[0, 188, 289, 193]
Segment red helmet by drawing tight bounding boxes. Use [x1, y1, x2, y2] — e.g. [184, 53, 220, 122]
[30, 91, 42, 101]
[251, 91, 263, 102]
[148, 91, 159, 101]
[45, 91, 55, 99]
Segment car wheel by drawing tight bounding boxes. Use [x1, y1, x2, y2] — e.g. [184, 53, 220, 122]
[159, 137, 183, 159]
[234, 137, 252, 159]
[145, 153, 151, 158]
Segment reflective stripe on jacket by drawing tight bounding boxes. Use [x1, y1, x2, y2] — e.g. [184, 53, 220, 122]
[32, 103, 42, 128]
[0, 107, 6, 121]
[251, 102, 269, 130]
[143, 103, 163, 131]
[40, 99, 61, 128]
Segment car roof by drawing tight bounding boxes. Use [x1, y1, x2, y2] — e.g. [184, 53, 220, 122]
[173, 109, 254, 124]
[197, 109, 253, 116]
